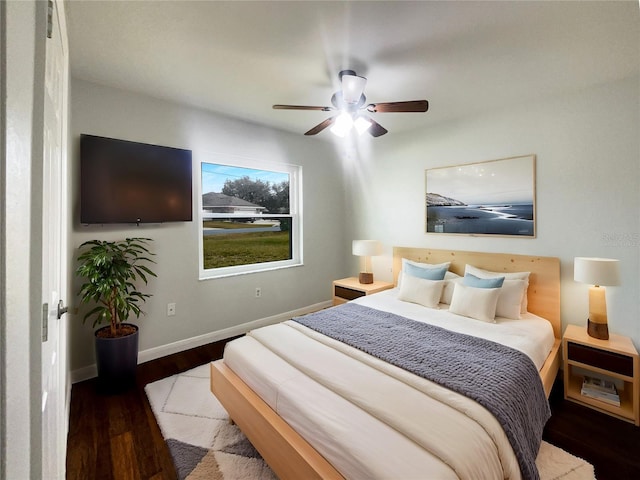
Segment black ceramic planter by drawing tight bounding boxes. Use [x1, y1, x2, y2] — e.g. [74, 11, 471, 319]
[94, 323, 139, 394]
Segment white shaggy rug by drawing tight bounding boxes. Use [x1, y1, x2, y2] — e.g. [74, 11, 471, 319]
[145, 364, 596, 480]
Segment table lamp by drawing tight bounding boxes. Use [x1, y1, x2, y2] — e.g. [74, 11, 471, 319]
[574, 257, 620, 340]
[352, 240, 382, 284]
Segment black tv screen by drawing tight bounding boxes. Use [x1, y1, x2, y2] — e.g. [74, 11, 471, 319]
[80, 134, 192, 224]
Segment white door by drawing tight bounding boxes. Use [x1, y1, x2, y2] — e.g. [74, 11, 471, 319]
[41, 0, 69, 477]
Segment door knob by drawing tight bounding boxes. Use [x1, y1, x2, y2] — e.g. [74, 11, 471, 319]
[57, 299, 68, 320]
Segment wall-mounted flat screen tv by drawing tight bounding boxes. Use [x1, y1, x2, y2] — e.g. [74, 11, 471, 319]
[80, 134, 193, 224]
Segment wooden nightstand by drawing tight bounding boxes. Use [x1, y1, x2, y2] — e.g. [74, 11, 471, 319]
[563, 324, 639, 426]
[332, 277, 394, 306]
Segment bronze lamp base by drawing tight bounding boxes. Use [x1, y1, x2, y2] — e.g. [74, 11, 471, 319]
[359, 272, 373, 284]
[587, 318, 609, 340]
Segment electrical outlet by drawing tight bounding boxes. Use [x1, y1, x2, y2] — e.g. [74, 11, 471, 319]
[167, 303, 176, 316]
[255, 287, 262, 298]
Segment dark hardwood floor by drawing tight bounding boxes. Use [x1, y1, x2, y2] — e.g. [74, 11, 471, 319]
[67, 338, 640, 480]
[544, 378, 640, 479]
[66, 338, 236, 480]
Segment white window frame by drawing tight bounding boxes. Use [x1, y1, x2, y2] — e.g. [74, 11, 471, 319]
[197, 153, 303, 280]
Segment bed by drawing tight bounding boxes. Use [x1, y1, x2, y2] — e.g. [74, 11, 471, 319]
[210, 248, 562, 480]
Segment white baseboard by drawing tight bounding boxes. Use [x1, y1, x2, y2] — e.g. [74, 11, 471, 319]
[70, 300, 332, 383]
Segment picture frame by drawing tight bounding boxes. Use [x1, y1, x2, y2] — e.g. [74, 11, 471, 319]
[426, 155, 536, 237]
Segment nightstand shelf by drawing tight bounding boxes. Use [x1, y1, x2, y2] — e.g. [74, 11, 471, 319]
[332, 277, 394, 306]
[563, 324, 639, 426]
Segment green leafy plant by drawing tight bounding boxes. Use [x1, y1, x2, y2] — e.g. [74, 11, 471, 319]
[76, 238, 156, 337]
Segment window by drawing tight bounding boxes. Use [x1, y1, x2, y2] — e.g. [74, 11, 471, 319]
[198, 157, 302, 279]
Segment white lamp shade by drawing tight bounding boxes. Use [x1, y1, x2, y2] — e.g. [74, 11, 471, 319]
[353, 116, 372, 135]
[341, 74, 367, 104]
[574, 257, 621, 286]
[352, 240, 382, 257]
[330, 112, 353, 137]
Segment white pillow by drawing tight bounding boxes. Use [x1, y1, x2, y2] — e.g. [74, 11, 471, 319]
[397, 273, 445, 309]
[449, 283, 500, 323]
[441, 271, 463, 305]
[402, 258, 451, 270]
[465, 264, 530, 313]
[398, 258, 451, 286]
[495, 279, 527, 319]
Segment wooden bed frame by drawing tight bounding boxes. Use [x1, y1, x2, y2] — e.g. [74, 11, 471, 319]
[210, 248, 562, 480]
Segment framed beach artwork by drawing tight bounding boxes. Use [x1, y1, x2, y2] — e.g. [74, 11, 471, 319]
[425, 155, 536, 237]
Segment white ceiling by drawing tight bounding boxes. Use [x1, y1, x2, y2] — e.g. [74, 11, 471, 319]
[66, 1, 639, 138]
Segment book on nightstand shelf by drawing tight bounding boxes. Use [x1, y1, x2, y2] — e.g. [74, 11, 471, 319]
[581, 375, 620, 406]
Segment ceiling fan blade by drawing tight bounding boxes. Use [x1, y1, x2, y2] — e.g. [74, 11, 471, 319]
[304, 116, 336, 136]
[273, 104, 332, 111]
[368, 119, 388, 137]
[367, 100, 429, 113]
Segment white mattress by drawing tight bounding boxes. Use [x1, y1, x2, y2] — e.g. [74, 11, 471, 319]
[223, 290, 556, 480]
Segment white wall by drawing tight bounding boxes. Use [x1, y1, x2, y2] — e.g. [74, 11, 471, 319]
[345, 76, 640, 348]
[69, 74, 639, 370]
[69, 79, 348, 374]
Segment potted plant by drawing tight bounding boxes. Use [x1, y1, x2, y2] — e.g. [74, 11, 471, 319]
[76, 237, 156, 392]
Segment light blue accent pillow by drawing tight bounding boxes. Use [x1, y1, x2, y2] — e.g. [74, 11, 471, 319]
[463, 273, 505, 288]
[404, 263, 448, 281]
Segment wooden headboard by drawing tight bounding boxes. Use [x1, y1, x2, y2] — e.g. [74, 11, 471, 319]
[393, 247, 561, 339]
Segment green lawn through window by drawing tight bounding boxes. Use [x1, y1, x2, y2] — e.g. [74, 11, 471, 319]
[202, 231, 291, 269]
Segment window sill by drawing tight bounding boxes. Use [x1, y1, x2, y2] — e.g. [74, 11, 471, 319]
[199, 261, 304, 281]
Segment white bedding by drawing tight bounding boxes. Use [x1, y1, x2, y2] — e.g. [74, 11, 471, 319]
[353, 288, 555, 370]
[223, 290, 556, 480]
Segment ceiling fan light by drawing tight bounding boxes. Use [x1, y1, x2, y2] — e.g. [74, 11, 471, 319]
[342, 74, 367, 104]
[330, 112, 353, 137]
[354, 116, 372, 135]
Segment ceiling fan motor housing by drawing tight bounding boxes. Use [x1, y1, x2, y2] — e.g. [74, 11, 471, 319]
[331, 91, 366, 111]
[338, 69, 357, 80]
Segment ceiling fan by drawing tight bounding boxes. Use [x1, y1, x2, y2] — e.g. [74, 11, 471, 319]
[273, 70, 429, 138]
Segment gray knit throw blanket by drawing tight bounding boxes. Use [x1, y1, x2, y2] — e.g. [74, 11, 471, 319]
[294, 303, 551, 480]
